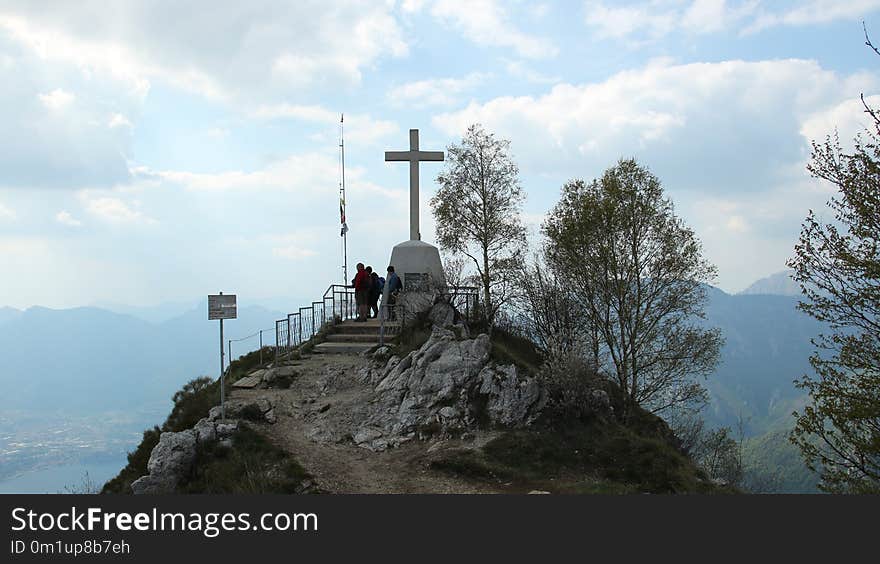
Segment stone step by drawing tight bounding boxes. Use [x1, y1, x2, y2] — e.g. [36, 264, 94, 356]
[325, 333, 381, 343]
[333, 321, 400, 335]
[312, 342, 376, 355]
[232, 374, 262, 389]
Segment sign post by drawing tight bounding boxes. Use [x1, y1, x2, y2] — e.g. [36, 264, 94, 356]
[208, 293, 237, 420]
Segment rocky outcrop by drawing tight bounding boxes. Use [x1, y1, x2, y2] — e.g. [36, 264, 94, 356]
[131, 418, 244, 494]
[131, 398, 278, 494]
[352, 326, 547, 451]
[208, 397, 277, 424]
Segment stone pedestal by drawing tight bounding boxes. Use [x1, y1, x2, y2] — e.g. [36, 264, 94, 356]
[387, 239, 446, 291]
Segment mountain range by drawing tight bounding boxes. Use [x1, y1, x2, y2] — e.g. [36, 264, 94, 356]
[0, 273, 822, 492]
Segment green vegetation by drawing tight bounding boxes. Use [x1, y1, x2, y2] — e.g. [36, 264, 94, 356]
[180, 425, 312, 494]
[101, 427, 161, 494]
[489, 326, 543, 376]
[432, 124, 527, 328]
[391, 310, 433, 357]
[432, 413, 729, 494]
[742, 429, 819, 493]
[543, 158, 722, 419]
[101, 347, 277, 494]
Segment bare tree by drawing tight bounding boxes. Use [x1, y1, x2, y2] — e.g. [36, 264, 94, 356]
[432, 124, 527, 329]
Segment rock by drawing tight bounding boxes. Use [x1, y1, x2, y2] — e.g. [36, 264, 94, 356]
[354, 427, 383, 445]
[429, 300, 457, 328]
[263, 366, 299, 386]
[438, 406, 458, 420]
[216, 421, 239, 437]
[132, 430, 197, 494]
[131, 475, 164, 495]
[318, 403, 331, 413]
[478, 364, 546, 426]
[192, 418, 216, 444]
[210, 398, 276, 423]
[353, 326, 546, 451]
[426, 440, 446, 453]
[264, 409, 277, 424]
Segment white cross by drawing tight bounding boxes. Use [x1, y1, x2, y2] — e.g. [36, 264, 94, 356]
[385, 129, 444, 241]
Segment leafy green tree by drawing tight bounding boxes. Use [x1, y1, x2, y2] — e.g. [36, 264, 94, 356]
[431, 124, 527, 328]
[543, 159, 722, 419]
[787, 130, 880, 493]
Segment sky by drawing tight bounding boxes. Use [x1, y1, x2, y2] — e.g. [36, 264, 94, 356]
[1, 0, 879, 310]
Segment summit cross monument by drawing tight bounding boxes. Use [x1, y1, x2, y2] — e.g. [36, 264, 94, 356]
[384, 129, 446, 291]
[385, 129, 444, 241]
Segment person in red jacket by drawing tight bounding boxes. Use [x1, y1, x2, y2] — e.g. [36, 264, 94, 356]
[352, 262, 369, 322]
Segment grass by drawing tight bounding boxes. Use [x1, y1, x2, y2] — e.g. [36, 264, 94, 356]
[180, 425, 313, 494]
[488, 326, 544, 375]
[390, 310, 434, 357]
[431, 414, 733, 494]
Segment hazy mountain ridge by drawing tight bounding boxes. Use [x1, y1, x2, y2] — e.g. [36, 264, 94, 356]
[0, 306, 22, 326]
[0, 301, 288, 414]
[702, 286, 820, 435]
[739, 270, 800, 297]
[0, 280, 823, 492]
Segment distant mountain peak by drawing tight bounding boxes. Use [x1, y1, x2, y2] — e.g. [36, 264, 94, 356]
[739, 270, 800, 297]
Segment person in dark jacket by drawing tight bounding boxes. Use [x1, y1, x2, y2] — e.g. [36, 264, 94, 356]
[352, 263, 369, 322]
[369, 271, 381, 318]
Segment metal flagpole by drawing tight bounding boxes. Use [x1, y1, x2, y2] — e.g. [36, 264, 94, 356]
[339, 113, 348, 285]
[219, 293, 225, 421]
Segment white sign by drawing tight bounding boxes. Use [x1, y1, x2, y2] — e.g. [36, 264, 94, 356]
[208, 294, 237, 320]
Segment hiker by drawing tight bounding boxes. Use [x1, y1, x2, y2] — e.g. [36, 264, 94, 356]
[352, 262, 369, 322]
[369, 271, 382, 318]
[384, 265, 403, 320]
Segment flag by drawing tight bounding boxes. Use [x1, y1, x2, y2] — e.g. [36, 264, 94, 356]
[340, 197, 347, 236]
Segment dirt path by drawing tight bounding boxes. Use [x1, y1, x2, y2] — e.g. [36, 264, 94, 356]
[230, 353, 500, 494]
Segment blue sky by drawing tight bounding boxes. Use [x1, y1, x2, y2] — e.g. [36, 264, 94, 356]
[1, 0, 879, 309]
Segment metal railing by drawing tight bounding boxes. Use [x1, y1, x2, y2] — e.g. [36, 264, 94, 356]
[443, 285, 480, 322]
[274, 284, 353, 357]
[274, 283, 482, 355]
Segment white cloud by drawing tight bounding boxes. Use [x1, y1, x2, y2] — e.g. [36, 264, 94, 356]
[0, 2, 408, 103]
[583, 0, 878, 41]
[107, 113, 132, 129]
[37, 88, 74, 110]
[433, 58, 869, 187]
[429, 0, 558, 59]
[144, 152, 402, 200]
[388, 73, 489, 108]
[0, 32, 136, 189]
[432, 57, 879, 292]
[84, 196, 153, 224]
[584, 1, 678, 40]
[746, 0, 880, 34]
[504, 59, 560, 84]
[272, 245, 318, 260]
[0, 201, 16, 220]
[55, 210, 82, 227]
[206, 127, 230, 140]
[250, 105, 398, 144]
[801, 94, 880, 150]
[725, 214, 749, 233]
